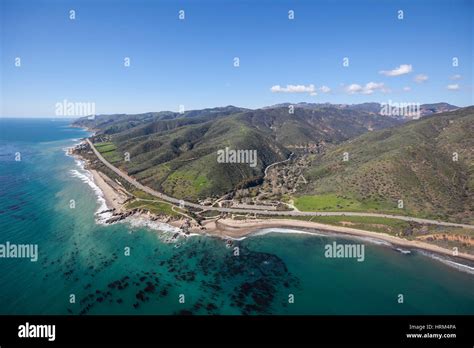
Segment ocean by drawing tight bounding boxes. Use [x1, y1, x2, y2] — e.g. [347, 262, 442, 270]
[0, 118, 473, 315]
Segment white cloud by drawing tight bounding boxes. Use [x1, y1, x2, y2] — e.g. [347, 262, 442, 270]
[346, 84, 363, 94]
[319, 85, 331, 93]
[403, 86, 411, 91]
[414, 74, 428, 83]
[270, 84, 316, 94]
[346, 82, 388, 95]
[450, 74, 462, 80]
[379, 64, 413, 77]
[447, 84, 460, 91]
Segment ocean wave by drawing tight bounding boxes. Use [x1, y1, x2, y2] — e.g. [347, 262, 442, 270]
[65, 138, 111, 223]
[69, 167, 113, 223]
[395, 247, 412, 254]
[222, 235, 248, 241]
[249, 227, 473, 275]
[249, 228, 394, 248]
[68, 153, 192, 241]
[349, 236, 393, 247]
[123, 215, 180, 234]
[250, 228, 328, 238]
[121, 216, 191, 244]
[417, 250, 474, 275]
[63, 141, 83, 157]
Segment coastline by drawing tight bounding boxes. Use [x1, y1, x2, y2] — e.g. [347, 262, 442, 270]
[76, 151, 474, 264]
[90, 169, 128, 212]
[72, 150, 202, 234]
[202, 218, 474, 262]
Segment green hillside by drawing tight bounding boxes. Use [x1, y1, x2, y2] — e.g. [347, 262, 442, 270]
[297, 107, 474, 222]
[77, 105, 400, 201]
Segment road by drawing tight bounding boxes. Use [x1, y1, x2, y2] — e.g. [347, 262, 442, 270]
[264, 152, 293, 177]
[86, 139, 474, 230]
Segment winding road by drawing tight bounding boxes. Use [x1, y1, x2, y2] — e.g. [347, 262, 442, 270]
[86, 139, 474, 230]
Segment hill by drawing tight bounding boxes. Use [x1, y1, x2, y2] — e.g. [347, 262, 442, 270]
[74, 105, 401, 200]
[264, 102, 458, 119]
[296, 106, 473, 222]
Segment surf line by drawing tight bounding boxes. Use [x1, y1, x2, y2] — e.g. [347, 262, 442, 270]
[0, 241, 38, 262]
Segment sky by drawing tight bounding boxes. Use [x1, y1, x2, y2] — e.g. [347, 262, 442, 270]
[1, 0, 473, 117]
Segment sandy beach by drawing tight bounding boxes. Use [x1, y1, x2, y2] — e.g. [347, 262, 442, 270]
[201, 218, 474, 262]
[86, 163, 474, 263]
[88, 167, 201, 232]
[90, 169, 129, 212]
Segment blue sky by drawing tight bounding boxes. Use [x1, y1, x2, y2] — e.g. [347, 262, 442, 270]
[1, 0, 472, 117]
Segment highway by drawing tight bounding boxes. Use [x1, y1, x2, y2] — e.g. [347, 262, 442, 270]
[86, 139, 474, 230]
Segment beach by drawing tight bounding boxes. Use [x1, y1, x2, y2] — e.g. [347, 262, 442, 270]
[90, 169, 128, 212]
[88, 166, 202, 233]
[84, 157, 474, 263]
[202, 218, 474, 262]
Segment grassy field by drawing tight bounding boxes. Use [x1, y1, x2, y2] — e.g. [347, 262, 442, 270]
[94, 142, 122, 164]
[131, 190, 157, 200]
[293, 194, 399, 213]
[162, 169, 211, 200]
[94, 142, 116, 152]
[124, 189, 182, 217]
[125, 199, 180, 217]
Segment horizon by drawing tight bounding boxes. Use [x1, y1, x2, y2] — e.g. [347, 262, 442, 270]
[1, 0, 473, 117]
[0, 100, 470, 119]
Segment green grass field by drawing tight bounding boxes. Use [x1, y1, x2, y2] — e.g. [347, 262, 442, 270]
[293, 194, 398, 213]
[94, 142, 122, 163]
[94, 142, 116, 152]
[162, 169, 211, 200]
[125, 199, 179, 217]
[131, 190, 156, 200]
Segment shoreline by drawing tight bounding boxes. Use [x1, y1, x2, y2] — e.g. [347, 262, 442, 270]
[70, 140, 474, 264]
[90, 169, 128, 212]
[73, 151, 202, 233]
[202, 218, 474, 262]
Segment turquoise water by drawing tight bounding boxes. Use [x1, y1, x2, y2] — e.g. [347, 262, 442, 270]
[1, 118, 473, 315]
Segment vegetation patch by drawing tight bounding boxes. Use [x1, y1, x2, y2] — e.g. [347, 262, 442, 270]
[293, 194, 396, 213]
[162, 170, 211, 200]
[125, 199, 179, 217]
[94, 142, 122, 163]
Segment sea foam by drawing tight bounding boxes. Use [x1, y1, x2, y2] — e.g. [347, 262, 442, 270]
[68, 153, 187, 238]
[69, 165, 113, 223]
[417, 250, 474, 275]
[251, 227, 327, 238]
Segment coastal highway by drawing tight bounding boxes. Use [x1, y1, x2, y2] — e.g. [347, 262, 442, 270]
[86, 139, 474, 230]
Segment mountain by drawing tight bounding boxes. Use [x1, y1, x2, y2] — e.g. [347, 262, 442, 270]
[298, 106, 474, 222]
[264, 102, 459, 119]
[229, 107, 401, 146]
[74, 105, 401, 200]
[73, 106, 248, 134]
[345, 102, 458, 117]
[344, 102, 384, 114]
[419, 103, 459, 117]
